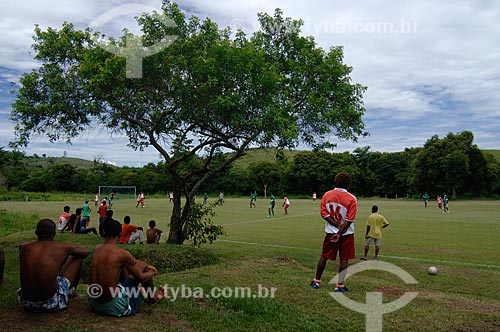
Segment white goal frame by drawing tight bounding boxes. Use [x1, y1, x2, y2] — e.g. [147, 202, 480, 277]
[98, 186, 137, 199]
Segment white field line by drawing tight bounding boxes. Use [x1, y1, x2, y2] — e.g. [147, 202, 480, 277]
[223, 212, 317, 226]
[217, 239, 500, 270]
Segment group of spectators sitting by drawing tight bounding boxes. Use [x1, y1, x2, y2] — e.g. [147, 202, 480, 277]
[56, 200, 162, 245]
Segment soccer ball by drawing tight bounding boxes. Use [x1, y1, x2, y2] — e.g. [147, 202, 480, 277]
[427, 266, 438, 275]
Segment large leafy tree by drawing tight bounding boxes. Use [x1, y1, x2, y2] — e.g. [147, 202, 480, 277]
[11, 1, 366, 244]
[412, 131, 489, 198]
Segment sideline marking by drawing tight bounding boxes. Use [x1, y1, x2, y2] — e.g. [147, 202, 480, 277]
[217, 239, 500, 270]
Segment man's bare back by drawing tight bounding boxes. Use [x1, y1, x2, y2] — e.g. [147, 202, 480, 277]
[18, 219, 90, 309]
[88, 220, 162, 315]
[88, 243, 147, 303]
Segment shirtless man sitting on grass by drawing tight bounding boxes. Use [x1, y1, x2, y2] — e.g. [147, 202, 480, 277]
[18, 219, 90, 312]
[87, 220, 164, 317]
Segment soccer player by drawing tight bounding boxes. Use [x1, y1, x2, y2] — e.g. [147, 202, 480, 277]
[109, 192, 115, 208]
[203, 193, 208, 205]
[312, 192, 317, 203]
[361, 205, 389, 260]
[311, 172, 357, 292]
[18, 219, 90, 312]
[443, 193, 449, 213]
[94, 193, 100, 207]
[422, 192, 430, 208]
[250, 191, 257, 208]
[82, 200, 92, 226]
[282, 196, 290, 214]
[436, 195, 443, 211]
[268, 193, 276, 218]
[98, 200, 108, 235]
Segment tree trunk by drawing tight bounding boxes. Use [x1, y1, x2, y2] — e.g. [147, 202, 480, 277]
[166, 177, 189, 244]
[167, 192, 185, 244]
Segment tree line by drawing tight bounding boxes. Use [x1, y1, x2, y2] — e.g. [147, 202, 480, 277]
[1, 131, 499, 199]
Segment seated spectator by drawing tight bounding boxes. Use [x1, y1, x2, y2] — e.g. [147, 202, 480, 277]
[146, 220, 162, 244]
[18, 219, 89, 312]
[119, 216, 144, 244]
[58, 206, 71, 232]
[88, 220, 163, 317]
[73, 208, 98, 235]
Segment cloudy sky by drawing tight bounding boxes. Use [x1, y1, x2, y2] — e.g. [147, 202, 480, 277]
[1, 0, 499, 166]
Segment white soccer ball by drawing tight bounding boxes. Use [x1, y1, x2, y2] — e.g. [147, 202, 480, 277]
[427, 266, 438, 275]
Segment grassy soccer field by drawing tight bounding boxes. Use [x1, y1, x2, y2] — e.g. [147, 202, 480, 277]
[0, 197, 499, 331]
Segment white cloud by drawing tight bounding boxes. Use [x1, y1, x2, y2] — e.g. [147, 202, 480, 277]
[1, 0, 499, 166]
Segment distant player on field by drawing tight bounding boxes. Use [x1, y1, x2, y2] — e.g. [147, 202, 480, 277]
[282, 196, 290, 214]
[436, 195, 443, 211]
[250, 191, 257, 208]
[422, 192, 430, 208]
[443, 193, 449, 213]
[361, 205, 389, 260]
[268, 193, 276, 218]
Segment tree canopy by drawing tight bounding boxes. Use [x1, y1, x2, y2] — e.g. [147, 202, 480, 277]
[11, 1, 367, 244]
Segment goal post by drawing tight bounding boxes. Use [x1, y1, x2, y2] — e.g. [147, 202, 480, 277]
[98, 186, 137, 200]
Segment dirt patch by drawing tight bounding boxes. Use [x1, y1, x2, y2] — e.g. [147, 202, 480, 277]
[0, 297, 198, 332]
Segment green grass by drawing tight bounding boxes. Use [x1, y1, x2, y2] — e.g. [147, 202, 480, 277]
[0, 197, 499, 331]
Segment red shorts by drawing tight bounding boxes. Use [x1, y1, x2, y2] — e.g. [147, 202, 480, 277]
[321, 233, 355, 261]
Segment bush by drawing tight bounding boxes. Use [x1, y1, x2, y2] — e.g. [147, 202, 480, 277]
[80, 244, 219, 281]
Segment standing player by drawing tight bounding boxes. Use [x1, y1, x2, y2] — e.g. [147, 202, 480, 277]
[250, 191, 257, 208]
[422, 192, 430, 208]
[312, 192, 317, 203]
[443, 193, 449, 213]
[94, 193, 100, 207]
[311, 172, 357, 292]
[109, 192, 115, 208]
[98, 200, 108, 236]
[169, 191, 174, 203]
[282, 196, 290, 215]
[268, 193, 276, 218]
[82, 200, 92, 226]
[136, 192, 145, 208]
[361, 205, 389, 260]
[436, 195, 443, 211]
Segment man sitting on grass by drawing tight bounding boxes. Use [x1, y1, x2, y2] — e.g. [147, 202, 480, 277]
[18, 219, 90, 312]
[146, 220, 162, 244]
[88, 220, 164, 317]
[119, 216, 144, 244]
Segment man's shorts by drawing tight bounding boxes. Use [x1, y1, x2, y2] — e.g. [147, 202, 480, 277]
[365, 237, 382, 246]
[88, 277, 143, 317]
[321, 233, 355, 261]
[18, 276, 72, 312]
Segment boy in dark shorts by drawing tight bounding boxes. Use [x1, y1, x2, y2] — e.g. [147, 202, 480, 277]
[311, 172, 357, 292]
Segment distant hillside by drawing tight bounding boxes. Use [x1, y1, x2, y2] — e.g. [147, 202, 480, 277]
[23, 156, 99, 170]
[483, 150, 500, 162]
[230, 148, 302, 169]
[19, 148, 500, 170]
